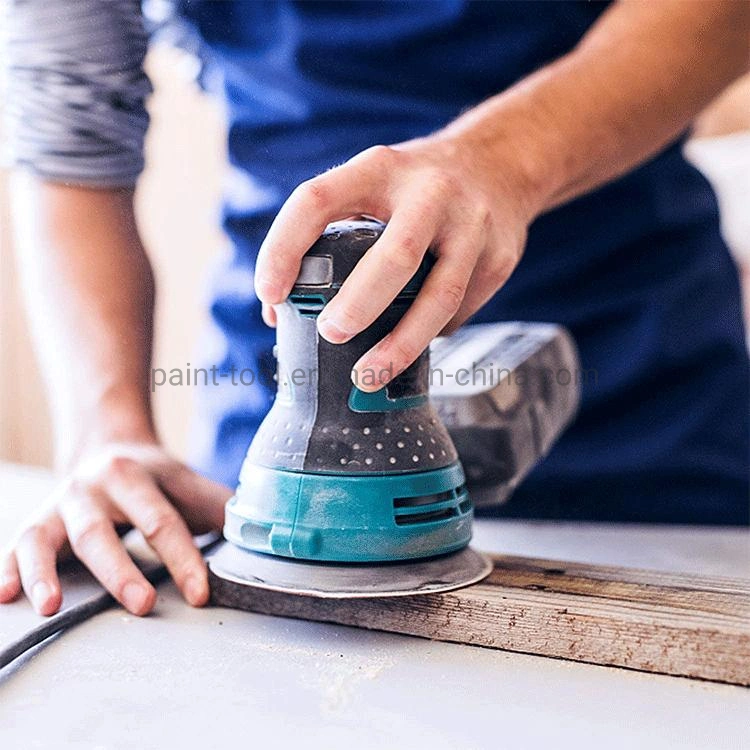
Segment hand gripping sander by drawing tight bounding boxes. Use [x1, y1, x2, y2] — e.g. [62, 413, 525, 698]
[208, 219, 580, 599]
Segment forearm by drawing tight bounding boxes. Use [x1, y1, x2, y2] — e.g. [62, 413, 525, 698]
[11, 176, 156, 469]
[440, 0, 749, 216]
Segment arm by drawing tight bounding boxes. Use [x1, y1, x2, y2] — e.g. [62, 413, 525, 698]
[0, 2, 229, 617]
[442, 0, 750, 211]
[11, 181, 157, 468]
[6, 180, 228, 615]
[255, 0, 749, 389]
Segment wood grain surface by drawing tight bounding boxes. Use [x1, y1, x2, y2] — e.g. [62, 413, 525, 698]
[210, 554, 750, 686]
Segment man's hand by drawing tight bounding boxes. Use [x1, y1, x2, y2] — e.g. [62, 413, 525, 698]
[0, 443, 231, 616]
[255, 138, 536, 391]
[2, 181, 235, 617]
[255, 0, 748, 392]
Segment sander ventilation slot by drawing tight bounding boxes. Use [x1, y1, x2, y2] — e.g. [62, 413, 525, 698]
[393, 485, 471, 526]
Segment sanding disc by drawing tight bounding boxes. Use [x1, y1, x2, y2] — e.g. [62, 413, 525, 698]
[207, 542, 492, 599]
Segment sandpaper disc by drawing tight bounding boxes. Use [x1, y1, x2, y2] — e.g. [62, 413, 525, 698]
[207, 542, 492, 599]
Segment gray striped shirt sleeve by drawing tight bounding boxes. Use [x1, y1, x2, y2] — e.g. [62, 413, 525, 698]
[2, 0, 152, 187]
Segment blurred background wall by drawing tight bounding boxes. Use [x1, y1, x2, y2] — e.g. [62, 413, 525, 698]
[0, 45, 748, 469]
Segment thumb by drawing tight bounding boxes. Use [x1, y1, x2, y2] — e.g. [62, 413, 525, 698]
[262, 303, 277, 327]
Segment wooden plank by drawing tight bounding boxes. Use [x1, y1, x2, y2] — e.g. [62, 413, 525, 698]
[209, 554, 750, 686]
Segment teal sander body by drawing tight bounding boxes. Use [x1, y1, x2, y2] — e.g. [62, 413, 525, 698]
[224, 220, 471, 563]
[208, 219, 580, 599]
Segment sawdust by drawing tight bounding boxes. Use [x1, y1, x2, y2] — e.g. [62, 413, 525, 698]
[319, 656, 393, 714]
[253, 640, 395, 714]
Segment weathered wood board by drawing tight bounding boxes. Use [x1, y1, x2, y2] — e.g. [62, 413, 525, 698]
[210, 554, 750, 686]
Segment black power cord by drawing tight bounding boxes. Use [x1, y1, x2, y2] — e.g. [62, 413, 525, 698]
[0, 534, 221, 672]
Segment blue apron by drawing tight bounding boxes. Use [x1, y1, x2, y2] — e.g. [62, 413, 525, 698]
[175, 0, 749, 523]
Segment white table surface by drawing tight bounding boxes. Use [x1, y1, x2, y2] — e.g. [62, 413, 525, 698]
[1, 461, 748, 750]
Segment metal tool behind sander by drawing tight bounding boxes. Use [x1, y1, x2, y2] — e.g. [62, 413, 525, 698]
[208, 220, 579, 599]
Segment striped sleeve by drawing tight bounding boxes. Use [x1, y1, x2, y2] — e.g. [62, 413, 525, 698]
[1, 0, 152, 187]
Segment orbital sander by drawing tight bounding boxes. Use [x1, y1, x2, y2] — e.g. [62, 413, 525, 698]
[208, 219, 580, 600]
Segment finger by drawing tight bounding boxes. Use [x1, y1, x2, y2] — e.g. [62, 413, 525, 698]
[0, 552, 21, 604]
[60, 491, 156, 616]
[14, 517, 67, 616]
[446, 250, 517, 333]
[106, 464, 211, 607]
[103, 451, 230, 533]
[158, 465, 232, 534]
[262, 303, 277, 328]
[352, 250, 475, 391]
[316, 201, 441, 344]
[254, 147, 394, 304]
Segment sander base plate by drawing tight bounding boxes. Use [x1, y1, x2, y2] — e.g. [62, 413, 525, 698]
[207, 542, 492, 599]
